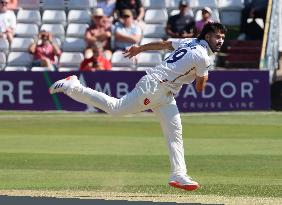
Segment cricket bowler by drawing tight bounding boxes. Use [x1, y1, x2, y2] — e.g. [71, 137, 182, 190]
[49, 22, 226, 191]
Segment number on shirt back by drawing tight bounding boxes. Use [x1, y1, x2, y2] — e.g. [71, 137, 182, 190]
[165, 48, 188, 63]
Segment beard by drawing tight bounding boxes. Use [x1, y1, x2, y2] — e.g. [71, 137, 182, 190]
[212, 43, 222, 52]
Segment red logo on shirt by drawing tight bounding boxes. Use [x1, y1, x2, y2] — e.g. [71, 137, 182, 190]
[144, 98, 150, 105]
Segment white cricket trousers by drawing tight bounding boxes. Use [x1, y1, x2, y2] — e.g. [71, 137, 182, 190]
[66, 74, 187, 176]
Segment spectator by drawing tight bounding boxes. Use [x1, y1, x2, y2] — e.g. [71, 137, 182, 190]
[114, 9, 142, 51]
[195, 7, 213, 35]
[166, 0, 195, 38]
[0, 0, 16, 44]
[115, 0, 144, 22]
[97, 0, 116, 18]
[7, 0, 17, 10]
[28, 30, 62, 70]
[80, 42, 111, 71]
[238, 0, 268, 40]
[85, 8, 112, 59]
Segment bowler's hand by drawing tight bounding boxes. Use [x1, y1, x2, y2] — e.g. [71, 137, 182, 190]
[123, 45, 141, 59]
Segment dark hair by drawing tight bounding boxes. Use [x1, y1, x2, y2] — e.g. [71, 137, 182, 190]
[197, 22, 227, 41]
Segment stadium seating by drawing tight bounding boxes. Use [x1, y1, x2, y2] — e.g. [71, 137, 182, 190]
[143, 24, 166, 38]
[218, 0, 244, 10]
[59, 52, 84, 68]
[111, 67, 135, 71]
[190, 0, 218, 9]
[111, 50, 136, 70]
[136, 52, 162, 69]
[58, 67, 80, 72]
[53, 38, 62, 48]
[18, 0, 40, 10]
[169, 9, 179, 16]
[31, 67, 55, 71]
[66, 23, 89, 38]
[218, 0, 244, 26]
[15, 23, 39, 38]
[211, 9, 220, 22]
[42, 10, 67, 25]
[10, 38, 34, 52]
[17, 9, 41, 25]
[7, 52, 33, 68]
[89, 0, 97, 8]
[144, 9, 168, 24]
[194, 8, 220, 22]
[143, 0, 168, 9]
[5, 66, 29, 71]
[41, 24, 65, 40]
[42, 0, 65, 10]
[0, 38, 9, 54]
[62, 38, 86, 52]
[219, 11, 242, 26]
[169, 0, 180, 10]
[0, 52, 6, 70]
[67, 10, 91, 24]
[0, 0, 255, 72]
[67, 0, 91, 10]
[140, 38, 162, 45]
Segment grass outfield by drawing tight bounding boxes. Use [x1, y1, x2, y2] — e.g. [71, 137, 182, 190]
[0, 111, 282, 199]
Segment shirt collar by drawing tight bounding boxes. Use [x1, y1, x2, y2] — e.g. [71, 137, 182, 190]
[199, 40, 214, 56]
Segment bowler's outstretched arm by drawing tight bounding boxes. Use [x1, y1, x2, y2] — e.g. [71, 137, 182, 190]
[123, 41, 174, 59]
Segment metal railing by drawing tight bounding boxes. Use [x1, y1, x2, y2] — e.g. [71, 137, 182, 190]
[259, 0, 280, 72]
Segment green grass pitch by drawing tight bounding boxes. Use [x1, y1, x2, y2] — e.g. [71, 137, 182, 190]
[0, 111, 282, 198]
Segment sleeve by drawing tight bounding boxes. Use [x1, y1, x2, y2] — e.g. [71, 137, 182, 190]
[135, 26, 142, 35]
[114, 22, 122, 33]
[133, 25, 142, 35]
[170, 38, 185, 50]
[195, 55, 211, 77]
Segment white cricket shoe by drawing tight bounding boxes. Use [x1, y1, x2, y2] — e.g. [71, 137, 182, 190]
[169, 174, 200, 191]
[49, 75, 80, 94]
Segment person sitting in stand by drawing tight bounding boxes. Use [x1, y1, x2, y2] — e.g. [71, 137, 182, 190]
[28, 30, 61, 70]
[113, 9, 142, 51]
[114, 0, 144, 23]
[238, 0, 268, 40]
[195, 7, 213, 35]
[0, 0, 16, 44]
[166, 0, 196, 38]
[80, 42, 112, 71]
[97, 0, 116, 19]
[85, 8, 112, 60]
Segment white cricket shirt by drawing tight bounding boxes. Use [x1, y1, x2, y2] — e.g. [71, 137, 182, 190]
[146, 38, 214, 94]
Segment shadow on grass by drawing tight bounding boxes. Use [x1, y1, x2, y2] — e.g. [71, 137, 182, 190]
[0, 195, 222, 205]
